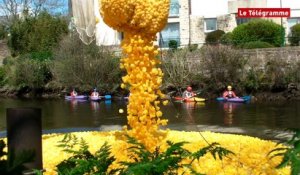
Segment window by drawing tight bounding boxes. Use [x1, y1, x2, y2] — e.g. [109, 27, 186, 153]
[236, 18, 251, 25]
[159, 23, 180, 48]
[169, 0, 179, 16]
[204, 18, 217, 32]
[287, 18, 300, 34]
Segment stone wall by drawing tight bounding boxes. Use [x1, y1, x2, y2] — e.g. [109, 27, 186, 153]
[240, 47, 300, 67]
[179, 0, 190, 46]
[189, 16, 205, 45]
[189, 14, 236, 46]
[186, 46, 300, 68]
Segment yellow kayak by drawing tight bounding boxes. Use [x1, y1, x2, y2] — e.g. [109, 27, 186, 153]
[174, 97, 206, 102]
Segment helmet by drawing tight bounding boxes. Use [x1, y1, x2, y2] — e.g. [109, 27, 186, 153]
[227, 85, 232, 90]
[187, 86, 192, 92]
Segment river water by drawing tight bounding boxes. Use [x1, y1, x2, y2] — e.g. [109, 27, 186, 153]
[0, 98, 299, 139]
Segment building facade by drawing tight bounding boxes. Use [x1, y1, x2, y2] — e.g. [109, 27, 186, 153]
[159, 0, 300, 47]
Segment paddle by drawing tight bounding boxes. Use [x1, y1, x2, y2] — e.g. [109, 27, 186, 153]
[99, 95, 112, 100]
[241, 95, 251, 101]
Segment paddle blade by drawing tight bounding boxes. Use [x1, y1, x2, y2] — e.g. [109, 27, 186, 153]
[241, 96, 251, 101]
[104, 95, 112, 99]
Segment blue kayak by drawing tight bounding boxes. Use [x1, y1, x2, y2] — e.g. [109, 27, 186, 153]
[216, 96, 251, 103]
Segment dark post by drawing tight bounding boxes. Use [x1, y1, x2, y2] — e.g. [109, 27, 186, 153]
[6, 108, 43, 172]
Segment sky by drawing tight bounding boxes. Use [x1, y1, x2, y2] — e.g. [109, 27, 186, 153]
[0, 0, 69, 16]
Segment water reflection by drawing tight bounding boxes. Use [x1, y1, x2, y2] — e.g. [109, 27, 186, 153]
[68, 99, 88, 112]
[181, 102, 205, 124]
[90, 101, 100, 112]
[104, 100, 112, 110]
[0, 98, 299, 139]
[221, 102, 242, 126]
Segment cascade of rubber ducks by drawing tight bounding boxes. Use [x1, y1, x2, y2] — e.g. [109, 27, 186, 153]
[100, 0, 170, 150]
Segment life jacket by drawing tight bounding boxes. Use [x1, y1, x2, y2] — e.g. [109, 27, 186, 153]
[71, 91, 77, 96]
[187, 92, 193, 98]
[223, 91, 235, 98]
[91, 92, 98, 97]
[183, 91, 193, 98]
[228, 91, 233, 98]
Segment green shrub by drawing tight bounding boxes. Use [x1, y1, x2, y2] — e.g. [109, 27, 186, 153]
[0, 67, 7, 87]
[188, 44, 198, 52]
[240, 41, 274, 49]
[52, 33, 122, 93]
[168, 40, 178, 50]
[243, 69, 264, 93]
[8, 11, 68, 55]
[289, 24, 300, 46]
[220, 32, 233, 45]
[205, 30, 225, 44]
[29, 51, 53, 61]
[5, 56, 53, 89]
[0, 25, 6, 39]
[231, 19, 283, 47]
[56, 134, 116, 175]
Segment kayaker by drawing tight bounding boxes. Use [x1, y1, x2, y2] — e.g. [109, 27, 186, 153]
[223, 85, 237, 99]
[91, 88, 99, 97]
[182, 86, 195, 99]
[71, 89, 78, 97]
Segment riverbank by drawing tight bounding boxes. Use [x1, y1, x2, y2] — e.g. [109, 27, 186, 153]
[1, 44, 300, 102]
[0, 84, 300, 101]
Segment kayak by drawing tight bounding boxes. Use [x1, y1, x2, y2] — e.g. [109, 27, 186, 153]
[89, 96, 101, 101]
[65, 95, 88, 100]
[89, 95, 111, 101]
[174, 97, 206, 102]
[216, 96, 251, 103]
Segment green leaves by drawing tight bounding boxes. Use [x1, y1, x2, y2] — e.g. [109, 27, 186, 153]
[55, 134, 234, 175]
[118, 137, 189, 175]
[205, 30, 225, 45]
[191, 142, 234, 162]
[231, 19, 283, 47]
[269, 129, 300, 175]
[289, 24, 300, 46]
[56, 134, 116, 175]
[118, 136, 233, 175]
[8, 11, 68, 55]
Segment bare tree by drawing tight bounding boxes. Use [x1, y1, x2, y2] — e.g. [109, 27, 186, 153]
[0, 0, 66, 24]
